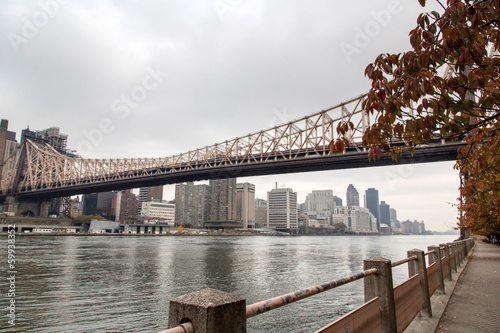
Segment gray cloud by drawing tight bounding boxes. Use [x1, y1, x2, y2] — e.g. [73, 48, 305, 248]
[1, 0, 455, 230]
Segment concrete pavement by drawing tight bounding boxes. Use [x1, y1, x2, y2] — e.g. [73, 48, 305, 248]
[435, 238, 500, 333]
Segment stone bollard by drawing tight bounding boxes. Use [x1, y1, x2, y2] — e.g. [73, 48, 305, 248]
[408, 249, 432, 318]
[364, 256, 397, 333]
[168, 288, 246, 333]
[428, 245, 445, 294]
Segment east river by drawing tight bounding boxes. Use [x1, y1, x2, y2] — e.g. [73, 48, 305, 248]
[0, 234, 459, 332]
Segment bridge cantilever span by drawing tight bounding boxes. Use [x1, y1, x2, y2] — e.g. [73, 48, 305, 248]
[0, 94, 465, 201]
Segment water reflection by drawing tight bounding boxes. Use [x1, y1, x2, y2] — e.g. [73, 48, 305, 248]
[0, 234, 458, 333]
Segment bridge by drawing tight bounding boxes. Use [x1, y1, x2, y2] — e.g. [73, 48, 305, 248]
[0, 94, 465, 204]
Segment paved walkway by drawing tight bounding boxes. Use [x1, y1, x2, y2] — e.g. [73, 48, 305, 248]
[435, 238, 500, 333]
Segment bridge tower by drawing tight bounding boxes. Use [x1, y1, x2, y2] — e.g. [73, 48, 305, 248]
[0, 121, 51, 217]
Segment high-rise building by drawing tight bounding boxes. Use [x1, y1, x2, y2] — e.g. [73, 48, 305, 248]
[390, 208, 400, 229]
[267, 187, 298, 230]
[379, 201, 391, 228]
[83, 192, 115, 219]
[4, 129, 18, 161]
[112, 190, 138, 222]
[365, 188, 380, 231]
[175, 182, 210, 228]
[333, 196, 343, 207]
[346, 184, 360, 207]
[138, 186, 163, 215]
[305, 190, 335, 212]
[255, 198, 267, 228]
[236, 183, 256, 228]
[35, 127, 68, 152]
[208, 178, 237, 222]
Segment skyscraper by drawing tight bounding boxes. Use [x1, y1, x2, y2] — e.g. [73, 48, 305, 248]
[267, 187, 298, 230]
[208, 178, 237, 222]
[379, 201, 391, 228]
[83, 192, 115, 219]
[236, 183, 256, 228]
[346, 184, 360, 207]
[365, 188, 380, 231]
[175, 182, 210, 228]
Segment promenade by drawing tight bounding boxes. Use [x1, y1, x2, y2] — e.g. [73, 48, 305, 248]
[436, 238, 500, 333]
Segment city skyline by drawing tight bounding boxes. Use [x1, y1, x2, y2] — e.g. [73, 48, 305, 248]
[1, 1, 457, 231]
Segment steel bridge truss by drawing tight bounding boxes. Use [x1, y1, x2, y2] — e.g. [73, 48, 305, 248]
[1, 95, 374, 196]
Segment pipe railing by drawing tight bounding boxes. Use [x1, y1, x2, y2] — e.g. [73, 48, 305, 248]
[246, 267, 378, 318]
[391, 255, 417, 267]
[159, 322, 194, 333]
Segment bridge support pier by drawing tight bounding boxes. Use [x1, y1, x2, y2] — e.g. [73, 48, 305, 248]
[2, 196, 51, 217]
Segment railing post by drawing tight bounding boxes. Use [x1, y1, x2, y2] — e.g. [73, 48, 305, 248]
[440, 243, 453, 281]
[428, 245, 445, 294]
[447, 242, 456, 273]
[364, 256, 397, 333]
[451, 243, 458, 272]
[458, 241, 464, 264]
[408, 249, 432, 317]
[168, 288, 246, 333]
[463, 240, 468, 259]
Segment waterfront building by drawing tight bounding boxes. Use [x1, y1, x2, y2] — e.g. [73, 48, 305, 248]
[267, 187, 298, 230]
[400, 220, 426, 234]
[254, 198, 267, 228]
[304, 190, 335, 225]
[236, 183, 256, 228]
[208, 178, 237, 222]
[390, 208, 400, 229]
[305, 190, 335, 212]
[365, 188, 381, 231]
[138, 186, 163, 215]
[332, 206, 376, 233]
[82, 192, 115, 219]
[141, 201, 175, 225]
[346, 184, 360, 207]
[379, 201, 391, 229]
[111, 190, 138, 222]
[175, 182, 210, 228]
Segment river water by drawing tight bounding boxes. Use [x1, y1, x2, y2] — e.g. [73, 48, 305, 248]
[0, 234, 458, 332]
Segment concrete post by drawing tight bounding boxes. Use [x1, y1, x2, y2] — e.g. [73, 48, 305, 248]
[428, 245, 445, 294]
[457, 241, 463, 264]
[440, 243, 453, 281]
[451, 243, 459, 272]
[408, 249, 432, 317]
[364, 256, 397, 333]
[168, 288, 246, 333]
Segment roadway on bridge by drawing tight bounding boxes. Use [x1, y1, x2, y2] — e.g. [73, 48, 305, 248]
[436, 239, 500, 333]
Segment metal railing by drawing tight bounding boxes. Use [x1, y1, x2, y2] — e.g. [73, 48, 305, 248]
[246, 267, 378, 318]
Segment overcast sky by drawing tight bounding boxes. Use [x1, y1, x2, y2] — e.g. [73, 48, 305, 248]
[1, 0, 460, 231]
